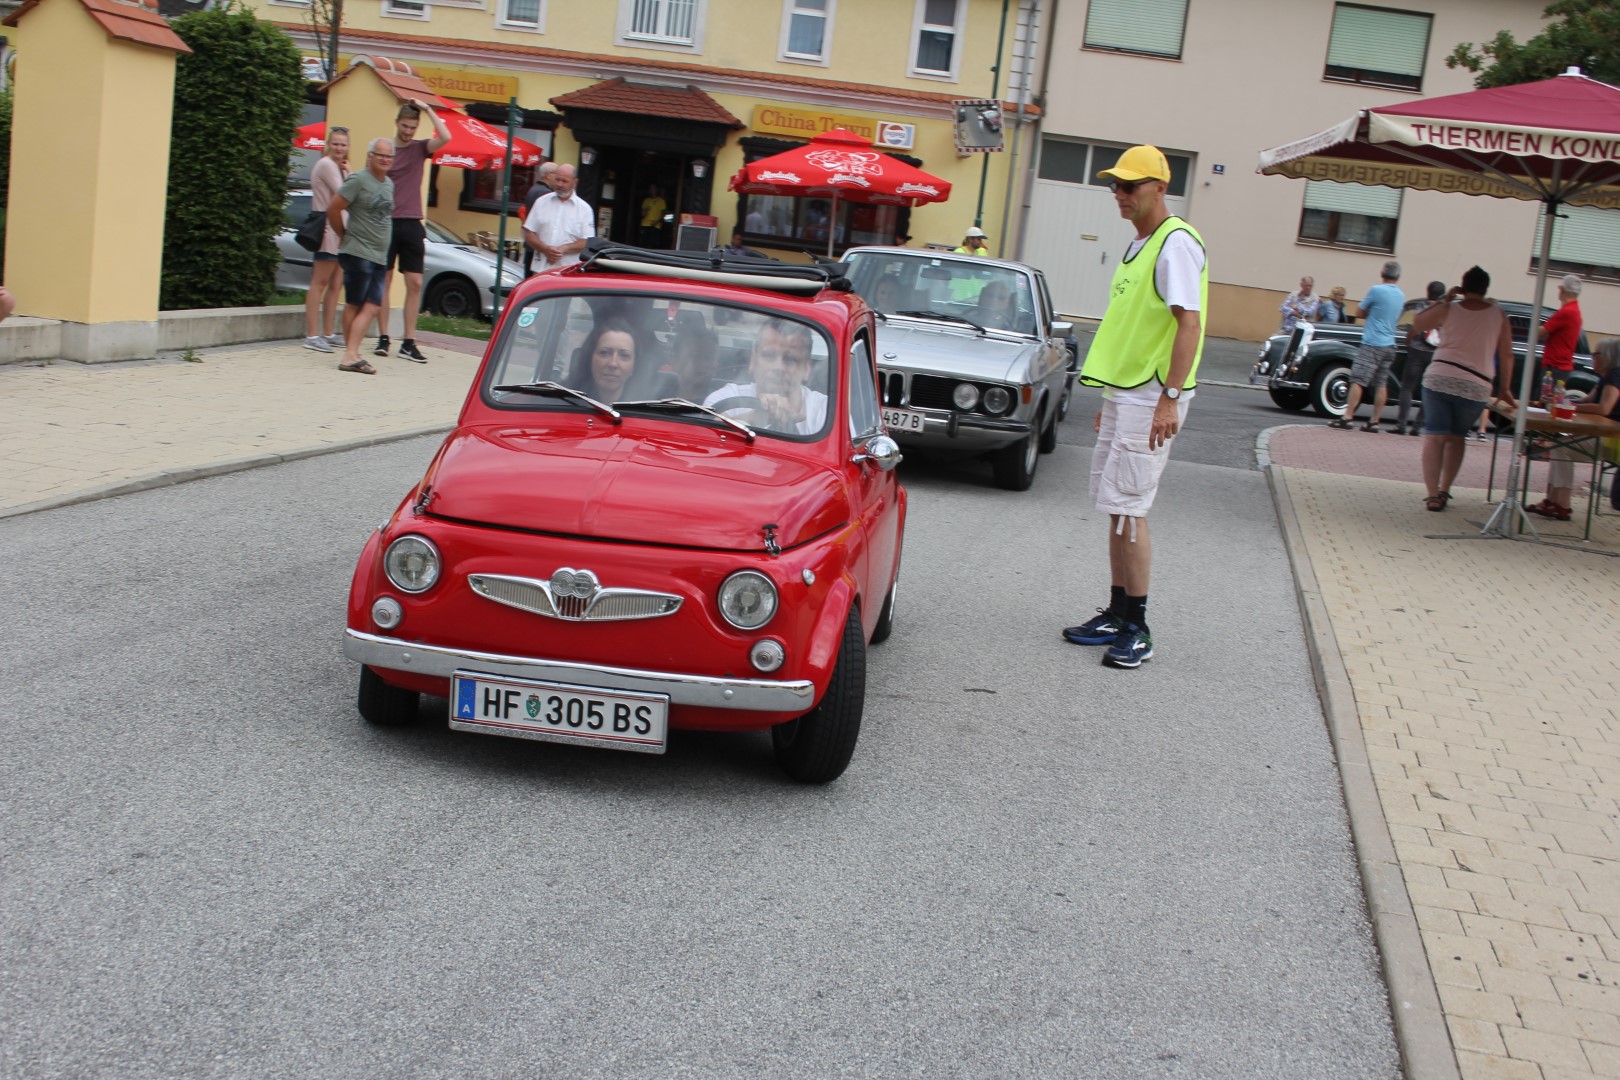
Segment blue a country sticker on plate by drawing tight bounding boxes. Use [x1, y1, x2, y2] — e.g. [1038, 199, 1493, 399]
[517, 310, 536, 328]
[456, 678, 477, 719]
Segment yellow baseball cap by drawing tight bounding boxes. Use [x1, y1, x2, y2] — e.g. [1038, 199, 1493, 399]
[1097, 145, 1170, 183]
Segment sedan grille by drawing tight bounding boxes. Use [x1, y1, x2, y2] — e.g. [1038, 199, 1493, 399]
[468, 574, 683, 622]
[909, 374, 962, 410]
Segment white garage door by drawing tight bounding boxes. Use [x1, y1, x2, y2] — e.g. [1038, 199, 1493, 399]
[1025, 139, 1193, 319]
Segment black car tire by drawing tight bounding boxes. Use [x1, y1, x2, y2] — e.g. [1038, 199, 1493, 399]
[1056, 374, 1074, 422]
[772, 605, 865, 784]
[992, 412, 1041, 491]
[1268, 387, 1311, 412]
[358, 665, 420, 727]
[425, 275, 480, 320]
[1310, 362, 1353, 418]
[870, 574, 898, 646]
[1038, 398, 1059, 454]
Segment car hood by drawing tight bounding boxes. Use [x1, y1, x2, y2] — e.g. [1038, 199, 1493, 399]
[437, 243, 522, 280]
[421, 423, 849, 552]
[876, 320, 1036, 382]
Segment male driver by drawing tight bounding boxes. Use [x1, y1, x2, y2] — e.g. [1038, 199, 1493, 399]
[374, 99, 450, 364]
[1062, 145, 1206, 669]
[520, 161, 559, 277]
[326, 138, 396, 375]
[1330, 261, 1404, 430]
[523, 163, 595, 272]
[704, 319, 827, 435]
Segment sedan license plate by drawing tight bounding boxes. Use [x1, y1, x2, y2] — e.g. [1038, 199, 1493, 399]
[882, 408, 926, 433]
[450, 671, 668, 754]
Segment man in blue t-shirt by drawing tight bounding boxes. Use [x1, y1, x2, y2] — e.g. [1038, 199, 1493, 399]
[1330, 261, 1405, 430]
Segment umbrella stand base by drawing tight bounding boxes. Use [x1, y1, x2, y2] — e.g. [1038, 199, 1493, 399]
[1425, 498, 1620, 557]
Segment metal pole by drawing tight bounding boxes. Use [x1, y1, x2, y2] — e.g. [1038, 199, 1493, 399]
[999, 0, 1038, 257]
[975, 0, 1010, 229]
[492, 95, 518, 319]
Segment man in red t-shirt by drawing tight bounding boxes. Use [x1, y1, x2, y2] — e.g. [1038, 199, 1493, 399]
[1538, 274, 1583, 386]
[374, 99, 450, 364]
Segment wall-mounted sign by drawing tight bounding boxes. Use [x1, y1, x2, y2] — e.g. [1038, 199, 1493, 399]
[752, 105, 894, 145]
[306, 54, 518, 104]
[876, 122, 915, 150]
[952, 99, 1004, 153]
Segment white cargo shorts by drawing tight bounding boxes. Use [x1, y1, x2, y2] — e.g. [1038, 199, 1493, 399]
[1089, 396, 1191, 518]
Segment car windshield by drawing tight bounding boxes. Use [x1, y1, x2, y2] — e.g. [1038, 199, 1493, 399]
[485, 293, 835, 440]
[845, 251, 1037, 336]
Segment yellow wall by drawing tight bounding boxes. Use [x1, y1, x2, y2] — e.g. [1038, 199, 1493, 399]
[6, 0, 176, 324]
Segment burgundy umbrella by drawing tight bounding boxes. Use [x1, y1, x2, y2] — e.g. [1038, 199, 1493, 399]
[1258, 68, 1620, 544]
[729, 128, 951, 255]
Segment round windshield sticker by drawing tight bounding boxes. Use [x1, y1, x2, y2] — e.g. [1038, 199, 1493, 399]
[517, 310, 536, 328]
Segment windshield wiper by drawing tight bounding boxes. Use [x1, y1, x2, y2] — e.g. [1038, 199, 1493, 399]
[491, 381, 621, 421]
[895, 309, 986, 333]
[614, 398, 757, 441]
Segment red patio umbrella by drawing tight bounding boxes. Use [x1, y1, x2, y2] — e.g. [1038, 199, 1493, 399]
[1258, 67, 1620, 545]
[289, 112, 543, 170]
[293, 120, 327, 151]
[729, 128, 951, 255]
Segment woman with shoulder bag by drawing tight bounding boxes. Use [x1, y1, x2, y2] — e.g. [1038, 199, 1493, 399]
[304, 127, 351, 353]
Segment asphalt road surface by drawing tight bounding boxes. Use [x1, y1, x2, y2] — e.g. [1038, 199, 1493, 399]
[0, 398, 1397, 1078]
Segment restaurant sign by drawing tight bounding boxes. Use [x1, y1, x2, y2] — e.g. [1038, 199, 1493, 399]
[311, 54, 518, 104]
[751, 106, 911, 149]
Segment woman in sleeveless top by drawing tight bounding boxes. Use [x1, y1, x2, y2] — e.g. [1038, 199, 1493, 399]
[1409, 265, 1516, 511]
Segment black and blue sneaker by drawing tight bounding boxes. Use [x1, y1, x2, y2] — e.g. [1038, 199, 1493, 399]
[1102, 624, 1154, 668]
[1062, 608, 1124, 646]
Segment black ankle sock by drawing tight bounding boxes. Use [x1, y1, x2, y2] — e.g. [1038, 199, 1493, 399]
[1109, 585, 1127, 614]
[1124, 594, 1148, 628]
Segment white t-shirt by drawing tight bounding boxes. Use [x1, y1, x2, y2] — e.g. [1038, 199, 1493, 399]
[1106, 228, 1205, 406]
[522, 192, 596, 269]
[704, 381, 828, 436]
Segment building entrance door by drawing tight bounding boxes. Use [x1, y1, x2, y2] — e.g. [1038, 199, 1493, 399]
[1024, 139, 1192, 319]
[593, 147, 684, 250]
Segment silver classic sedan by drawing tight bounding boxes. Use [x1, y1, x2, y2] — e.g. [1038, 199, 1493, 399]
[843, 246, 1075, 490]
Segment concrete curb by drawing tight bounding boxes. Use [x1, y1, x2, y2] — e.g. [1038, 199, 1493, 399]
[0, 425, 452, 522]
[1266, 463, 1459, 1080]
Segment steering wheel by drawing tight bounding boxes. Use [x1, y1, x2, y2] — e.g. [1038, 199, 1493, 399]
[706, 394, 770, 428]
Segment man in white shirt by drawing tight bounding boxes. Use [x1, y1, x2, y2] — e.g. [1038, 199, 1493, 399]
[704, 319, 828, 435]
[522, 164, 595, 271]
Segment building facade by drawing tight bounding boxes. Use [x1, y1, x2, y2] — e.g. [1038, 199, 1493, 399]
[253, 0, 1044, 259]
[1031, 0, 1619, 342]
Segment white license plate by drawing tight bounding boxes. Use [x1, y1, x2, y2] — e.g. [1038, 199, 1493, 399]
[882, 408, 926, 433]
[450, 671, 668, 754]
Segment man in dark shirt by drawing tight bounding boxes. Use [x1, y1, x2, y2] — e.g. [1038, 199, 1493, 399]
[521, 161, 557, 277]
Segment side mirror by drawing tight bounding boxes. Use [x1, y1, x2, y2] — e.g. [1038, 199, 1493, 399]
[853, 433, 903, 471]
[1052, 320, 1072, 334]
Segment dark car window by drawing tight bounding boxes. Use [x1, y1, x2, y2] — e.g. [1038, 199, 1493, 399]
[845, 251, 1037, 335]
[486, 292, 835, 441]
[282, 192, 312, 230]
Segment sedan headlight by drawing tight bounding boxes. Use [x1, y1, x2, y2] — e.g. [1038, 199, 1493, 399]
[952, 382, 980, 411]
[384, 535, 441, 593]
[718, 570, 778, 630]
[982, 386, 1013, 415]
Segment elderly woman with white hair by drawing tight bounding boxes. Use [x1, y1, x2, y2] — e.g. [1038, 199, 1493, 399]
[1530, 337, 1620, 520]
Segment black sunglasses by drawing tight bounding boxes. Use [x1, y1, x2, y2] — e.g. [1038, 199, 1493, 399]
[1108, 178, 1160, 194]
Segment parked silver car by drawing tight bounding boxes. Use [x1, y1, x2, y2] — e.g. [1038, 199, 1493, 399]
[276, 190, 525, 319]
[843, 246, 1074, 491]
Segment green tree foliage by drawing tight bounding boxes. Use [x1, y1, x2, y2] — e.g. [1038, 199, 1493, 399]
[1446, 0, 1620, 88]
[162, 4, 303, 310]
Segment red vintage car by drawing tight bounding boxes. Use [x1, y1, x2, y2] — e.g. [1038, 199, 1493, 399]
[342, 241, 906, 783]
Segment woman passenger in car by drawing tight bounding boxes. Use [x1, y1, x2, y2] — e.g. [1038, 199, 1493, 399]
[572, 318, 645, 403]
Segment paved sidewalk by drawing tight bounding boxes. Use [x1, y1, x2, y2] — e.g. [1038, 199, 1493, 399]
[1270, 424, 1620, 1080]
[1, 343, 1615, 1078]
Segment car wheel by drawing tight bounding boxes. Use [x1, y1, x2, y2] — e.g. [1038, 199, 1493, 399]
[1037, 398, 1059, 454]
[870, 574, 898, 645]
[425, 275, 479, 319]
[1056, 374, 1074, 422]
[991, 417, 1040, 491]
[1310, 363, 1353, 418]
[358, 665, 420, 727]
[1268, 387, 1311, 412]
[772, 605, 865, 784]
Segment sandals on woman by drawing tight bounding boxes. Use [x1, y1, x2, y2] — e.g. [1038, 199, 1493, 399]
[1328, 417, 1353, 429]
[1526, 500, 1572, 521]
[339, 360, 377, 375]
[1424, 494, 1447, 512]
[1360, 422, 1379, 432]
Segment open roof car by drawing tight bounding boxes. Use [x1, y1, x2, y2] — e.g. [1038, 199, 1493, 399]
[342, 240, 906, 784]
[842, 246, 1075, 491]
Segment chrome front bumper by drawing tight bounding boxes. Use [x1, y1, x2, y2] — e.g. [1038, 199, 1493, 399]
[344, 629, 816, 711]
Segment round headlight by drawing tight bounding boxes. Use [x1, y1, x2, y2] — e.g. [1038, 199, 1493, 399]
[749, 639, 786, 673]
[952, 382, 980, 411]
[983, 386, 1013, 414]
[384, 535, 441, 594]
[719, 570, 778, 630]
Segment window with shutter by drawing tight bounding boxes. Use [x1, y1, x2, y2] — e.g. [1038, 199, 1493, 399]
[628, 0, 697, 43]
[1083, 0, 1188, 60]
[1299, 180, 1401, 252]
[1532, 206, 1620, 282]
[1324, 4, 1431, 92]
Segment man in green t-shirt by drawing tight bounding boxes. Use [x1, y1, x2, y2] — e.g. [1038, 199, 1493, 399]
[327, 137, 396, 374]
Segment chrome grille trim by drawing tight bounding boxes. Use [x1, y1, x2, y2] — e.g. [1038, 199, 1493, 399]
[468, 573, 682, 622]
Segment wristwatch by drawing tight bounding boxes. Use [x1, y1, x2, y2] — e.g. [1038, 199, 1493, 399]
[1162, 385, 1182, 401]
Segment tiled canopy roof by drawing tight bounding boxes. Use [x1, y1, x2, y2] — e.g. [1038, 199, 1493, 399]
[5, 0, 191, 53]
[322, 54, 459, 109]
[549, 77, 744, 128]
